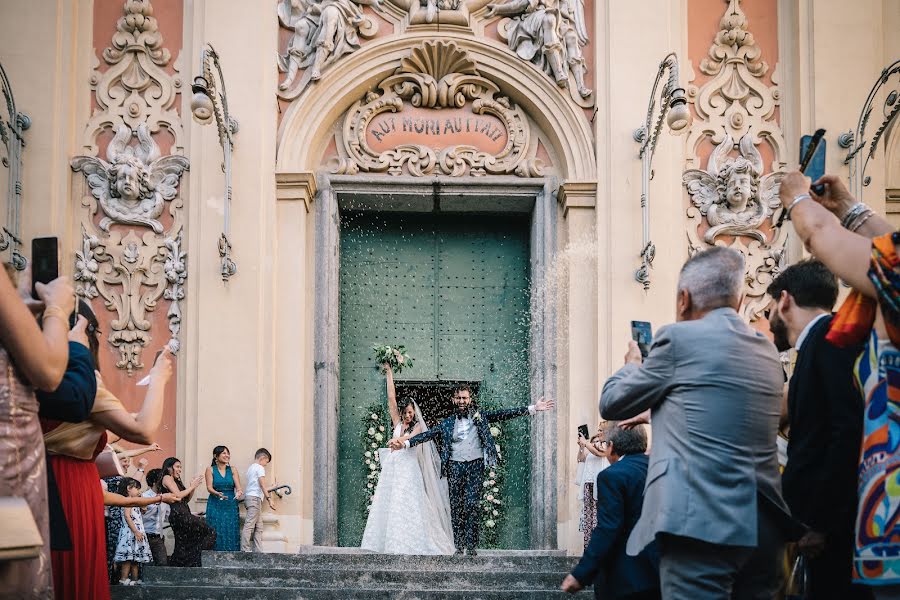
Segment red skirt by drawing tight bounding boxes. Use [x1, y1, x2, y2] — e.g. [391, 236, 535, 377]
[49, 455, 109, 600]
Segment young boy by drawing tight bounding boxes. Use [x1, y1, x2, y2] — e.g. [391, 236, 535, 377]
[241, 448, 275, 552]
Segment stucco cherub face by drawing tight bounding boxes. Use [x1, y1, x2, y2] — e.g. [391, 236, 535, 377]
[725, 170, 753, 213]
[112, 158, 145, 203]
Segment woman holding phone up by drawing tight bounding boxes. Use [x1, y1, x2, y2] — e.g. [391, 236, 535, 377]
[575, 424, 610, 549]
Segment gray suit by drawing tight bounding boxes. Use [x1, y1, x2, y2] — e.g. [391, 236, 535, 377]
[601, 308, 789, 599]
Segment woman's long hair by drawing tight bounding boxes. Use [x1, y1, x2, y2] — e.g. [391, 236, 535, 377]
[74, 299, 102, 372]
[211, 445, 229, 467]
[159, 456, 182, 492]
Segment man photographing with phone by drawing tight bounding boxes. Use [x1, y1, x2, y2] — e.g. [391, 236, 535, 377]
[600, 246, 790, 598]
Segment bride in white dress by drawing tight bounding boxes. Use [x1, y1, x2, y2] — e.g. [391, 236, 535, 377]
[361, 365, 455, 555]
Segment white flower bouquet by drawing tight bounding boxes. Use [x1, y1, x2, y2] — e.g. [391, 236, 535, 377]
[373, 344, 414, 374]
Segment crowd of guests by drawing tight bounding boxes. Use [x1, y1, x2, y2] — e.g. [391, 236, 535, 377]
[563, 171, 900, 600]
[0, 258, 279, 598]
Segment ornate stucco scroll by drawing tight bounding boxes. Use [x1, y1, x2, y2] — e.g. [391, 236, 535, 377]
[330, 40, 544, 177]
[683, 0, 787, 322]
[71, 0, 188, 374]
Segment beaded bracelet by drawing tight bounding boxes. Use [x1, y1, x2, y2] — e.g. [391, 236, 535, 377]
[849, 210, 875, 233]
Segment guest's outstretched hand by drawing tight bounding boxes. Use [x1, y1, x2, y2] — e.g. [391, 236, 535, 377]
[160, 493, 178, 504]
[534, 397, 555, 412]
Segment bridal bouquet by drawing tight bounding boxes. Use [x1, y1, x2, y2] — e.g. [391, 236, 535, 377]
[372, 344, 414, 374]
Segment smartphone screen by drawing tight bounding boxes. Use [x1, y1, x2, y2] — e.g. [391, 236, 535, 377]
[577, 424, 589, 439]
[31, 237, 59, 299]
[631, 320, 653, 358]
[800, 134, 826, 183]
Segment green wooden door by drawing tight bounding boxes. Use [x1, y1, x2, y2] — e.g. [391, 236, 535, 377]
[338, 212, 531, 548]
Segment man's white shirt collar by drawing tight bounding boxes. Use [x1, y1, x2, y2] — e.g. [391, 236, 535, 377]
[796, 313, 829, 351]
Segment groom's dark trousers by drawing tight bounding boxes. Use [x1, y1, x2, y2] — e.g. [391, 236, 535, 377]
[448, 458, 484, 551]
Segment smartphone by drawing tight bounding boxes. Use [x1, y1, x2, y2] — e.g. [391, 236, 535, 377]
[631, 320, 653, 358]
[799, 132, 827, 195]
[577, 424, 589, 439]
[31, 237, 59, 299]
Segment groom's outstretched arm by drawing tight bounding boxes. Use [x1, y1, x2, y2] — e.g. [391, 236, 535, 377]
[484, 397, 555, 422]
[406, 426, 442, 448]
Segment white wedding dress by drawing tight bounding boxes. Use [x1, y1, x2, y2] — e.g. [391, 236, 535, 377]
[361, 418, 455, 555]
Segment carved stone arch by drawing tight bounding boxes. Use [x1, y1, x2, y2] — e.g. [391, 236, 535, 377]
[276, 32, 596, 181]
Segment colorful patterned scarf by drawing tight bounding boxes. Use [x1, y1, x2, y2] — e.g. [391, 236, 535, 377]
[827, 232, 900, 347]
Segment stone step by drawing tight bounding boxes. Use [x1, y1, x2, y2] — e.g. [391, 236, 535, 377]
[112, 586, 592, 600]
[139, 565, 572, 590]
[205, 550, 579, 572]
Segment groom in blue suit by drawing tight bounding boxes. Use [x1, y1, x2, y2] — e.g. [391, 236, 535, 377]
[391, 385, 555, 555]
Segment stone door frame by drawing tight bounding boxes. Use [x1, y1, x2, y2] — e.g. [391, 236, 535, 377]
[312, 174, 559, 549]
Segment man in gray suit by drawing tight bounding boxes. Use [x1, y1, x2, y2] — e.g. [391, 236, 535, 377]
[600, 246, 789, 599]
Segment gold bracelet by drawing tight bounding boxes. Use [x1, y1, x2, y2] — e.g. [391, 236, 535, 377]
[42, 306, 67, 323]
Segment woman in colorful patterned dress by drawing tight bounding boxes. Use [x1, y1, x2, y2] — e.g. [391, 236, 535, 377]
[0, 265, 74, 599]
[780, 171, 900, 596]
[204, 445, 243, 551]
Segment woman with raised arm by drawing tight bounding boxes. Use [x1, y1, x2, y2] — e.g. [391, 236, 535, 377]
[360, 363, 454, 555]
[780, 171, 900, 596]
[0, 264, 74, 599]
[161, 456, 217, 567]
[39, 298, 173, 598]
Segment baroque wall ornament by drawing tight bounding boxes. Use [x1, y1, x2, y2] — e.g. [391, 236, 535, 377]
[331, 40, 544, 177]
[277, 0, 382, 100]
[72, 0, 188, 374]
[487, 0, 592, 105]
[683, 0, 786, 322]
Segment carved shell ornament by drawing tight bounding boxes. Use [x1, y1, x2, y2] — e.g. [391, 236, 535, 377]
[71, 124, 190, 234]
[683, 134, 782, 244]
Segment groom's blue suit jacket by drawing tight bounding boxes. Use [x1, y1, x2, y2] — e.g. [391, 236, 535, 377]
[408, 406, 531, 478]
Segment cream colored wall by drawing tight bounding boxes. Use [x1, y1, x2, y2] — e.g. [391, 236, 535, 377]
[566, 0, 686, 555]
[180, 0, 306, 546]
[0, 0, 93, 267]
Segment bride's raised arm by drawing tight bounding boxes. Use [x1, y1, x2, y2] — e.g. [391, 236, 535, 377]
[385, 363, 400, 427]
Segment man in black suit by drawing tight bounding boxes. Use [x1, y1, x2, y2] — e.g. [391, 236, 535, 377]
[768, 260, 871, 599]
[561, 423, 660, 600]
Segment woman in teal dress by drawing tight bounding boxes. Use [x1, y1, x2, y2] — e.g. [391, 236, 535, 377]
[204, 446, 243, 551]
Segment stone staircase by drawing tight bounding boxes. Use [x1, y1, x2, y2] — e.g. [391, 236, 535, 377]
[111, 548, 592, 599]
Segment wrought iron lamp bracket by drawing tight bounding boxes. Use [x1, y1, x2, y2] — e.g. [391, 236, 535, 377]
[842, 59, 900, 199]
[633, 53, 689, 291]
[192, 44, 239, 283]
